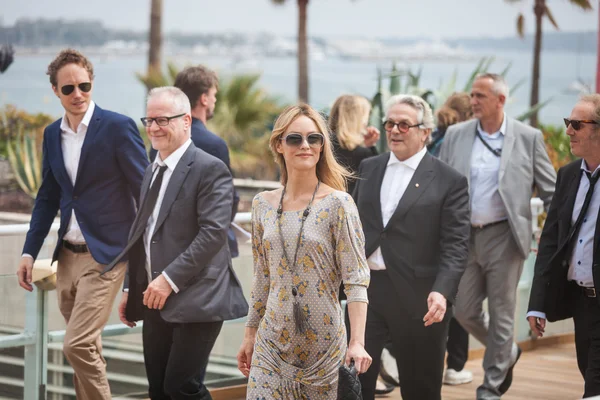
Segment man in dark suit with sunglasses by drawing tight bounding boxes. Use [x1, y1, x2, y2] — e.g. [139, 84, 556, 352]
[16, 48, 148, 400]
[528, 95, 600, 398]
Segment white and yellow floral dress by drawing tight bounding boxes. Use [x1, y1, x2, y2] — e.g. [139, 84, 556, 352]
[246, 190, 370, 400]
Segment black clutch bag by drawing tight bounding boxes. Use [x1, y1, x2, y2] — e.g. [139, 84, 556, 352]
[337, 359, 362, 400]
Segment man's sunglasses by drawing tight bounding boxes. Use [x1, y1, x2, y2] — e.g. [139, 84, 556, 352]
[140, 113, 186, 128]
[280, 133, 325, 148]
[383, 120, 422, 133]
[564, 118, 599, 131]
[60, 82, 92, 96]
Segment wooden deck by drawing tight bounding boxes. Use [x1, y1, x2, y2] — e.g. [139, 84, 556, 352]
[207, 341, 583, 400]
[381, 342, 583, 400]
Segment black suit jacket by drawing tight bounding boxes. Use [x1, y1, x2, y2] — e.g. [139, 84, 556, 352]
[353, 152, 470, 317]
[528, 159, 600, 322]
[105, 144, 248, 323]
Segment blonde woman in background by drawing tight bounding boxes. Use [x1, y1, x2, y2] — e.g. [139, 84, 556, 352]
[237, 104, 372, 399]
[329, 95, 380, 194]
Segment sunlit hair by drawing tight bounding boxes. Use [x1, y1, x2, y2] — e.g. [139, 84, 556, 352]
[147, 86, 192, 134]
[46, 48, 95, 87]
[269, 104, 352, 191]
[384, 94, 435, 130]
[475, 73, 510, 99]
[580, 94, 600, 126]
[329, 95, 371, 151]
[444, 92, 473, 122]
[435, 106, 459, 130]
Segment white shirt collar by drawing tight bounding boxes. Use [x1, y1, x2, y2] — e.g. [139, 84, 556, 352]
[60, 101, 96, 133]
[153, 138, 192, 171]
[387, 146, 427, 170]
[477, 112, 507, 137]
[580, 159, 600, 176]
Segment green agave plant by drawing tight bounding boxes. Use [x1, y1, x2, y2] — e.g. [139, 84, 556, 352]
[7, 127, 42, 198]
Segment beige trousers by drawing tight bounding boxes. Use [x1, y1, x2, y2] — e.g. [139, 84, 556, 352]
[56, 247, 126, 400]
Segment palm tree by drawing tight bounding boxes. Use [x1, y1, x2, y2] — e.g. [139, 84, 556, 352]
[147, 0, 163, 81]
[272, 0, 310, 103]
[507, 0, 592, 127]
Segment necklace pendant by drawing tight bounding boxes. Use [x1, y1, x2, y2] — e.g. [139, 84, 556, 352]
[292, 287, 298, 296]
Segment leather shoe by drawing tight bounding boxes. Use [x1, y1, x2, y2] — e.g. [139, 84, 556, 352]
[375, 379, 395, 395]
[499, 345, 522, 394]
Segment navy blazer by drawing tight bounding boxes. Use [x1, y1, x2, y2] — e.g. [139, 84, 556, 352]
[150, 117, 240, 256]
[23, 105, 149, 265]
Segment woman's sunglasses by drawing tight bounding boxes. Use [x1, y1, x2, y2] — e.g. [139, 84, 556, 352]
[61, 82, 92, 96]
[564, 118, 598, 131]
[280, 133, 324, 148]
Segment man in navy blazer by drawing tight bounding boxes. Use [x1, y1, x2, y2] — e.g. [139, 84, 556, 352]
[149, 65, 240, 257]
[16, 49, 148, 399]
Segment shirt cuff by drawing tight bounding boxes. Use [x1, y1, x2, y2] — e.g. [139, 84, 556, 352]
[22, 254, 34, 260]
[526, 310, 546, 320]
[162, 271, 180, 293]
[123, 288, 129, 292]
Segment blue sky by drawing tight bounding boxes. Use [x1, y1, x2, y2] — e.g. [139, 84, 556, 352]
[0, 0, 597, 38]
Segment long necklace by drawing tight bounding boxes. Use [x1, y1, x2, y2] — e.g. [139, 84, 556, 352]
[276, 180, 320, 334]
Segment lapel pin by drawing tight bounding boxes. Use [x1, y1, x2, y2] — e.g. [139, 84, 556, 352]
[415, 183, 420, 188]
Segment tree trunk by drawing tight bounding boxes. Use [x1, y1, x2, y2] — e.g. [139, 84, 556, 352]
[530, 0, 544, 127]
[597, 1, 600, 93]
[148, 0, 162, 78]
[297, 0, 309, 103]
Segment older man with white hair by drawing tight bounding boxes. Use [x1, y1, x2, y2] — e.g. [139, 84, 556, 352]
[105, 86, 248, 399]
[439, 73, 556, 400]
[353, 94, 471, 400]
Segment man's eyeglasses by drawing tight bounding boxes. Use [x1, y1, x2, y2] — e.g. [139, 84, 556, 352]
[280, 133, 324, 148]
[564, 118, 599, 131]
[61, 82, 92, 96]
[383, 120, 422, 133]
[140, 113, 186, 128]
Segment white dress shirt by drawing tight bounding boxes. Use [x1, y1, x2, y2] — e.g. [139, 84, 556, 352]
[144, 139, 192, 293]
[527, 161, 600, 321]
[470, 113, 508, 226]
[367, 146, 427, 270]
[61, 101, 96, 243]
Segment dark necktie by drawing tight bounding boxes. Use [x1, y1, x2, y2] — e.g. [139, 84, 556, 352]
[568, 171, 599, 245]
[132, 165, 168, 239]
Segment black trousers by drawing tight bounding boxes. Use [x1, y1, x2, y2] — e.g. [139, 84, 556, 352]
[360, 270, 450, 400]
[573, 285, 600, 398]
[143, 307, 223, 400]
[446, 317, 469, 371]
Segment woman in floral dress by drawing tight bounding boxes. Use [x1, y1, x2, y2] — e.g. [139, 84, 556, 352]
[237, 104, 372, 399]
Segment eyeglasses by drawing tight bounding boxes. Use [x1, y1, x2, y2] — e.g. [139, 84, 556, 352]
[564, 118, 599, 131]
[280, 133, 324, 148]
[60, 82, 92, 96]
[383, 120, 422, 133]
[140, 113, 186, 128]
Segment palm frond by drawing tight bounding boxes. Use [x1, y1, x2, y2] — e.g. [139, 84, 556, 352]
[517, 13, 525, 38]
[544, 5, 560, 31]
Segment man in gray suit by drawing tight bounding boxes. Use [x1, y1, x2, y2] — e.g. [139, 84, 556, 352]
[105, 86, 248, 399]
[439, 73, 556, 399]
[354, 94, 471, 400]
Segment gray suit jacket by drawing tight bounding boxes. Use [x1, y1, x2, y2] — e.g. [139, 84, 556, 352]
[105, 143, 248, 323]
[439, 117, 556, 258]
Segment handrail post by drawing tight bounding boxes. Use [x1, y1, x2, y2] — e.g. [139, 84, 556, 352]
[23, 287, 48, 400]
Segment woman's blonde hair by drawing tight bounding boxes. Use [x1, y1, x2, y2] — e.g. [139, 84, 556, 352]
[435, 106, 459, 130]
[444, 92, 473, 122]
[269, 104, 352, 191]
[328, 95, 371, 151]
